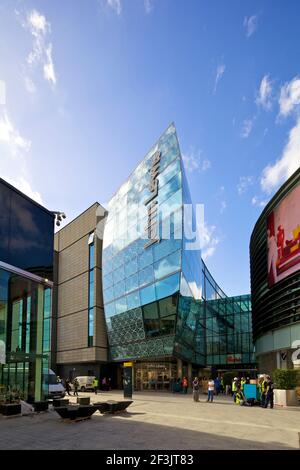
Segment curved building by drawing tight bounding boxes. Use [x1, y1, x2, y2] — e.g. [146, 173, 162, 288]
[250, 168, 300, 373]
[102, 124, 254, 389]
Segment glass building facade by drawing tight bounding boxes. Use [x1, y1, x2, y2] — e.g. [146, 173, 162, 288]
[102, 124, 255, 388]
[0, 178, 54, 403]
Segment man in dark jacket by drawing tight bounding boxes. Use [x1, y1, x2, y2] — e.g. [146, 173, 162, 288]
[264, 376, 274, 409]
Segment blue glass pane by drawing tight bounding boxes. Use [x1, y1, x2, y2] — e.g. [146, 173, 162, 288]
[154, 250, 181, 281]
[158, 173, 181, 206]
[140, 283, 156, 305]
[103, 272, 113, 290]
[125, 257, 138, 277]
[159, 188, 182, 220]
[153, 238, 181, 262]
[126, 273, 139, 293]
[103, 286, 114, 303]
[138, 248, 153, 270]
[115, 296, 127, 314]
[89, 244, 95, 270]
[113, 265, 125, 283]
[158, 158, 180, 188]
[139, 265, 154, 287]
[105, 301, 115, 317]
[89, 283, 94, 308]
[155, 272, 180, 300]
[89, 270, 94, 284]
[114, 280, 125, 299]
[126, 291, 140, 309]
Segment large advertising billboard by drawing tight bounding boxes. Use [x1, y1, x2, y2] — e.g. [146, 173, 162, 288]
[267, 183, 300, 286]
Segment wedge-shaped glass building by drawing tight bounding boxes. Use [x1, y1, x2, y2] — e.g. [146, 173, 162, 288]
[102, 124, 254, 389]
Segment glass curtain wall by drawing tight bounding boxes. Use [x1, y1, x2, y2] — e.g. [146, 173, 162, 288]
[103, 124, 184, 361]
[102, 124, 254, 369]
[0, 268, 51, 402]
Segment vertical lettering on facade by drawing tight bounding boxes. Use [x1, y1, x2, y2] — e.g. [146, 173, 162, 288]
[144, 151, 161, 248]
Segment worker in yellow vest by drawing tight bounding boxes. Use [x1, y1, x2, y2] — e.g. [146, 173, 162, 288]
[241, 377, 246, 391]
[232, 377, 238, 402]
[93, 377, 99, 395]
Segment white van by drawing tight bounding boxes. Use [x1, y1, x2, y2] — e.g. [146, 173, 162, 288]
[45, 369, 66, 399]
[71, 376, 96, 392]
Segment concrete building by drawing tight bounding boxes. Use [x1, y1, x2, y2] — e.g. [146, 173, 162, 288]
[53, 203, 109, 381]
[250, 167, 300, 373]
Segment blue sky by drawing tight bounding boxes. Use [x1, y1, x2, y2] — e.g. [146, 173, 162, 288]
[1, 0, 300, 296]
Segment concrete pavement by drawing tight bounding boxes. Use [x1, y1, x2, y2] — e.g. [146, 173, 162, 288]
[0, 391, 299, 450]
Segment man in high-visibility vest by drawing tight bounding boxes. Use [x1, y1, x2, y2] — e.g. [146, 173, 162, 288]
[241, 377, 246, 391]
[232, 378, 238, 402]
[260, 376, 268, 407]
[93, 377, 99, 395]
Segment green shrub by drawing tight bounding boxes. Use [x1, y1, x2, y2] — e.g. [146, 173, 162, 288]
[273, 369, 299, 390]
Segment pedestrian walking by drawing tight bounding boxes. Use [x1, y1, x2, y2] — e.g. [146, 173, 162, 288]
[93, 377, 99, 395]
[264, 376, 274, 409]
[192, 377, 200, 402]
[73, 377, 79, 396]
[260, 376, 268, 407]
[207, 377, 215, 402]
[65, 378, 71, 396]
[182, 377, 188, 394]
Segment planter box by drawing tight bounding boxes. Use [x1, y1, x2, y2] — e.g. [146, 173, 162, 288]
[77, 397, 90, 405]
[53, 399, 69, 408]
[274, 389, 298, 407]
[0, 403, 21, 416]
[93, 402, 110, 414]
[54, 405, 96, 422]
[33, 401, 49, 413]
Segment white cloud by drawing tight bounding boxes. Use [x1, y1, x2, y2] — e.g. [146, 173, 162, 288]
[237, 176, 254, 194]
[201, 223, 220, 260]
[107, 0, 122, 15]
[144, 0, 153, 14]
[24, 76, 36, 94]
[0, 109, 42, 205]
[241, 118, 253, 138]
[3, 176, 43, 205]
[213, 64, 225, 94]
[261, 117, 300, 193]
[182, 150, 211, 173]
[279, 76, 300, 117]
[0, 110, 31, 155]
[22, 9, 57, 87]
[43, 44, 56, 85]
[252, 196, 267, 208]
[256, 75, 272, 110]
[243, 15, 258, 37]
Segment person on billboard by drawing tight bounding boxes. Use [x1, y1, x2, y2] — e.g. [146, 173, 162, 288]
[276, 225, 285, 260]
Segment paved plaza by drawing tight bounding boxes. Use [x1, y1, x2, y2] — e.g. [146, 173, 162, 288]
[0, 391, 299, 450]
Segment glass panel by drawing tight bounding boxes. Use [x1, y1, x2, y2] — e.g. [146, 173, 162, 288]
[160, 314, 176, 335]
[126, 273, 139, 293]
[114, 280, 125, 299]
[155, 273, 180, 300]
[89, 244, 95, 270]
[139, 265, 154, 287]
[140, 284, 156, 305]
[158, 294, 177, 318]
[115, 296, 127, 314]
[154, 250, 181, 281]
[126, 291, 140, 310]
